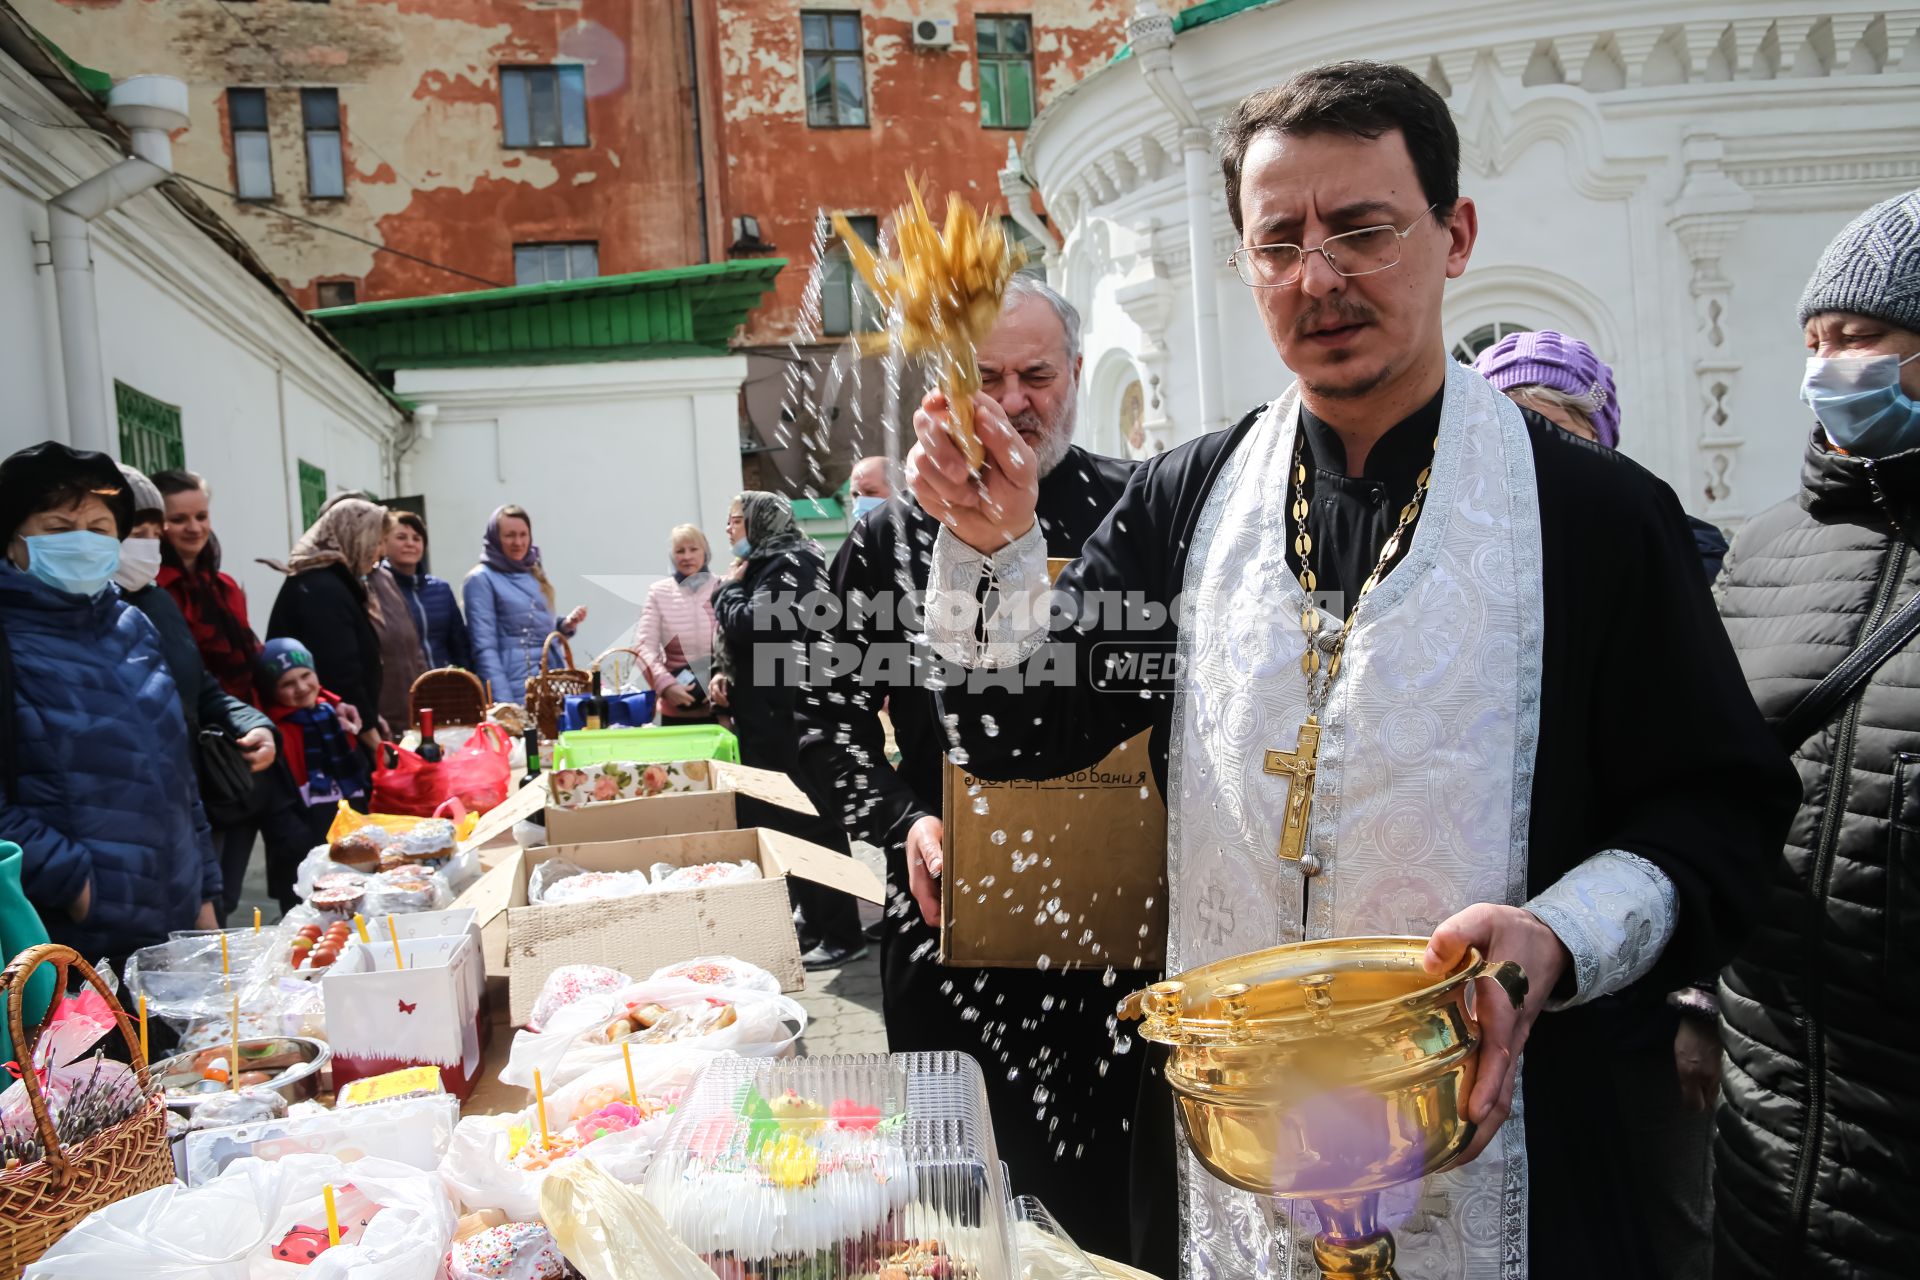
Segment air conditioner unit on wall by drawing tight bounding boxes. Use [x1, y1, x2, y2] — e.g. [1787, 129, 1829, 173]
[913, 17, 956, 50]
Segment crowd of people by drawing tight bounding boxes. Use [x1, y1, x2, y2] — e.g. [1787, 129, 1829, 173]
[1, 53, 1916, 1280]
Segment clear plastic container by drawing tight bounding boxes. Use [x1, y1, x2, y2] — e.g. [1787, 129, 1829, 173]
[643, 1051, 1016, 1280]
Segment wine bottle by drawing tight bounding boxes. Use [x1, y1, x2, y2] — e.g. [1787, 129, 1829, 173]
[417, 708, 443, 763]
[584, 671, 606, 731]
[520, 726, 542, 790]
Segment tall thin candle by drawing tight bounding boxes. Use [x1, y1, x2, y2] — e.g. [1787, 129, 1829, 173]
[533, 1068, 551, 1150]
[323, 1183, 341, 1247]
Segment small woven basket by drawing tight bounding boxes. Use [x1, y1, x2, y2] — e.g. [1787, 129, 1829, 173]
[409, 666, 489, 729]
[0, 944, 173, 1277]
[524, 632, 590, 740]
[590, 645, 648, 695]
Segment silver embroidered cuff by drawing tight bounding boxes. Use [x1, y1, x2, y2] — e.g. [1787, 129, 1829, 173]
[922, 523, 1050, 669]
[1524, 849, 1678, 1010]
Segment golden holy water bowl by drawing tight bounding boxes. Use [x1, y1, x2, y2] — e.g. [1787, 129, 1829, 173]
[1118, 936, 1527, 1202]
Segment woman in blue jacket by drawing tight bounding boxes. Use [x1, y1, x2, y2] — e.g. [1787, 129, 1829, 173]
[0, 442, 219, 963]
[384, 512, 471, 670]
[462, 505, 584, 698]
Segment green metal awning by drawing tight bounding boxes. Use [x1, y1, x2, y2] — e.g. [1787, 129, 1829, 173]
[314, 260, 786, 372]
[1111, 0, 1280, 62]
[791, 497, 845, 522]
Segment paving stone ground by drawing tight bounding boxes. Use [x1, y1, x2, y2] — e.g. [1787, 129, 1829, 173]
[791, 840, 891, 1057]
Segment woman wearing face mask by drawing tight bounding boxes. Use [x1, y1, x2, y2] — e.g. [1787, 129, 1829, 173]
[630, 524, 719, 724]
[1713, 188, 1920, 1280]
[115, 466, 283, 922]
[0, 442, 221, 964]
[266, 498, 394, 751]
[710, 493, 867, 970]
[463, 505, 586, 700]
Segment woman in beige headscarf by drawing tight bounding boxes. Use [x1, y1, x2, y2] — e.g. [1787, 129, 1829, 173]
[265, 496, 397, 745]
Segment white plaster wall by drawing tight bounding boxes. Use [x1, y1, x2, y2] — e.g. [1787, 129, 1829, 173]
[0, 59, 401, 613]
[395, 357, 749, 666]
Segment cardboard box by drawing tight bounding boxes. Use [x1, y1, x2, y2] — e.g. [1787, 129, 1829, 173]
[938, 556, 1168, 970]
[503, 828, 884, 1024]
[323, 926, 487, 1100]
[541, 761, 816, 847]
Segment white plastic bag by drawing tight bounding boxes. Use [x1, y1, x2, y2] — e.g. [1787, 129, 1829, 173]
[24, 1153, 454, 1280]
[498, 978, 805, 1091]
[525, 964, 632, 1033]
[647, 860, 760, 892]
[537, 1160, 716, 1280]
[439, 1055, 701, 1221]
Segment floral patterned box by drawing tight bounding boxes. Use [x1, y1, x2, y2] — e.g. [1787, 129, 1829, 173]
[546, 759, 715, 810]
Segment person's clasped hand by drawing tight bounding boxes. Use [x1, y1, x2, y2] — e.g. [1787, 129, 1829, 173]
[1422, 902, 1570, 1165]
[661, 682, 697, 711]
[236, 726, 276, 772]
[905, 814, 945, 927]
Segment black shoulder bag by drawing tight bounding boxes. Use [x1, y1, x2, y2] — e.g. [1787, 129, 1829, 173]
[1775, 589, 1920, 750]
[194, 728, 258, 827]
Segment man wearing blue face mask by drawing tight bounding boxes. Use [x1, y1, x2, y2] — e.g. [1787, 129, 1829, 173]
[847, 455, 892, 522]
[0, 442, 222, 970]
[1715, 188, 1920, 1280]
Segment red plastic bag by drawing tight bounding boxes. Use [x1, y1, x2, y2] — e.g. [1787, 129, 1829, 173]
[371, 723, 512, 817]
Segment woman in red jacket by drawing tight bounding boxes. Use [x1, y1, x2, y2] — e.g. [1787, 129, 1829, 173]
[152, 470, 260, 707]
[151, 469, 301, 914]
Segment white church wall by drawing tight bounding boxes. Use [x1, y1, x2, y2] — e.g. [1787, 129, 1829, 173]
[394, 357, 749, 666]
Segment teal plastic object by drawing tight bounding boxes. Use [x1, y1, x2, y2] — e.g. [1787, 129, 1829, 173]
[553, 724, 741, 769]
[0, 842, 56, 1064]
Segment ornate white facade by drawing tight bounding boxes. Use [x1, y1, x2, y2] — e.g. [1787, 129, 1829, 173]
[1021, 1, 1920, 524]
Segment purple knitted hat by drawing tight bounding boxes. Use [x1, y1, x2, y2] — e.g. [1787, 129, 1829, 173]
[1471, 329, 1620, 448]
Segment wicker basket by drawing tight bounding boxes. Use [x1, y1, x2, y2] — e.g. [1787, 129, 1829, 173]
[0, 945, 173, 1277]
[524, 632, 590, 740]
[409, 666, 489, 729]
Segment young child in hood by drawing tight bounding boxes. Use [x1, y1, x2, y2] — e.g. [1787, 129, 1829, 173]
[258, 637, 371, 844]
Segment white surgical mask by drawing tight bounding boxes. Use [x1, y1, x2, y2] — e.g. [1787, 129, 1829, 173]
[113, 536, 163, 593]
[852, 495, 886, 520]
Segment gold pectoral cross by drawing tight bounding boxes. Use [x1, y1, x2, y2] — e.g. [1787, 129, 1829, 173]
[1262, 716, 1321, 863]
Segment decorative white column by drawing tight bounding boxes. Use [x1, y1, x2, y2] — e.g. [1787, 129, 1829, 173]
[1668, 131, 1754, 525]
[1128, 0, 1226, 434]
[1115, 247, 1180, 452]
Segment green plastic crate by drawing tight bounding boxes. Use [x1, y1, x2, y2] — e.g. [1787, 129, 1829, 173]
[553, 724, 741, 769]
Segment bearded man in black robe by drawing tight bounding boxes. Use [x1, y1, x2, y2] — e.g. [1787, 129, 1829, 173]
[795, 276, 1148, 1260]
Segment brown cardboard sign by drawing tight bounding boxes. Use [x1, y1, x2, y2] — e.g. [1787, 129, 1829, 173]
[458, 777, 548, 854]
[504, 828, 884, 1024]
[939, 731, 1168, 970]
[937, 558, 1167, 970]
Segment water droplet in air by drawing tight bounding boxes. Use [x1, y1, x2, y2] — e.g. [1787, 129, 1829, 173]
[972, 796, 990, 815]
[1035, 954, 1052, 971]
[989, 829, 1008, 845]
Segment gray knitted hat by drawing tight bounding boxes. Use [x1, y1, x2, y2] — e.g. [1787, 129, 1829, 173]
[115, 463, 163, 521]
[1798, 188, 1920, 331]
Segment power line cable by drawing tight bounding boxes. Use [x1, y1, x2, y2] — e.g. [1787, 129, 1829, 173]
[173, 171, 506, 289]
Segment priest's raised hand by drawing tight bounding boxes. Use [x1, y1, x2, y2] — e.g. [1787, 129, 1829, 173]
[906, 390, 1038, 554]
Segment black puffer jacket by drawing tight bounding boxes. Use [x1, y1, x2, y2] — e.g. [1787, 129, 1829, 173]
[1715, 428, 1920, 1280]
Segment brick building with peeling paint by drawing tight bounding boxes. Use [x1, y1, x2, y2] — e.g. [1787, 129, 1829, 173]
[20, 0, 712, 308]
[705, 1, 1142, 495]
[22, 0, 1172, 496]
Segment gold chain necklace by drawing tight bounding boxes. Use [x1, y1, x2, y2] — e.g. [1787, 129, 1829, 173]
[1262, 422, 1438, 867]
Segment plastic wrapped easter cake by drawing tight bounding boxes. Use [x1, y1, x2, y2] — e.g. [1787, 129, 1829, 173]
[642, 1052, 1015, 1280]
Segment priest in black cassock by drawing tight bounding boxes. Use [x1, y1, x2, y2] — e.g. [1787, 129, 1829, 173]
[904, 61, 1797, 1279]
[793, 275, 1150, 1260]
